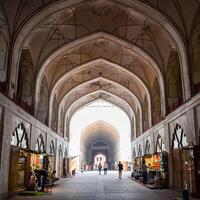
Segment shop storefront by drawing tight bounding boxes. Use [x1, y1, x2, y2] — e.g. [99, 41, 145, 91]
[172, 124, 192, 192]
[32, 134, 47, 171]
[9, 123, 30, 192]
[9, 125, 49, 193]
[132, 137, 168, 188]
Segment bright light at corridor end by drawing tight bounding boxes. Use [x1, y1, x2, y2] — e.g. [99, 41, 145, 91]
[69, 100, 131, 161]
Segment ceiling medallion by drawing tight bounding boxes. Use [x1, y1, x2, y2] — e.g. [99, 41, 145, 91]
[92, 0, 111, 16]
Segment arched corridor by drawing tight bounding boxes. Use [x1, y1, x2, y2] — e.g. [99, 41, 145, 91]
[69, 100, 131, 173]
[1, 0, 200, 199]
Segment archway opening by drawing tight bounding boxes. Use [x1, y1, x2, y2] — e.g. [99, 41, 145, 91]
[69, 99, 131, 172]
[94, 154, 106, 168]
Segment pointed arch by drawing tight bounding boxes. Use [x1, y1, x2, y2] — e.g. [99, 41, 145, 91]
[35, 134, 46, 153]
[156, 134, 165, 153]
[172, 124, 188, 149]
[11, 123, 28, 149]
[49, 140, 56, 156]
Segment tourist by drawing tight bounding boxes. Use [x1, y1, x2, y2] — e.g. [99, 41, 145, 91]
[141, 161, 147, 184]
[103, 162, 108, 175]
[50, 170, 56, 186]
[98, 163, 102, 175]
[118, 161, 123, 179]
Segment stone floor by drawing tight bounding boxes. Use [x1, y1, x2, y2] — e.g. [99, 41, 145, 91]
[9, 171, 192, 200]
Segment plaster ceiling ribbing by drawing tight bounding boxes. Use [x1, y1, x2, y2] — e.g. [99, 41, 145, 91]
[66, 90, 133, 121]
[57, 77, 143, 135]
[35, 33, 165, 115]
[8, 0, 192, 103]
[48, 59, 153, 125]
[24, 0, 174, 69]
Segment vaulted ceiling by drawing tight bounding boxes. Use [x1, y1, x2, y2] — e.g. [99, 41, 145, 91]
[1, 0, 200, 141]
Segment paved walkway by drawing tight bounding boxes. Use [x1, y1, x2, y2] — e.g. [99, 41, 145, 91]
[10, 171, 188, 200]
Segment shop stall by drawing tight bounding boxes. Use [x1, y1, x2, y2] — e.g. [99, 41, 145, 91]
[48, 140, 56, 173]
[172, 124, 191, 191]
[9, 123, 30, 192]
[132, 137, 168, 188]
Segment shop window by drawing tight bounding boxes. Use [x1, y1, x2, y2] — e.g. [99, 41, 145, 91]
[172, 124, 188, 149]
[145, 140, 151, 155]
[58, 145, 63, 156]
[49, 140, 55, 155]
[35, 134, 46, 153]
[156, 135, 165, 153]
[11, 123, 28, 149]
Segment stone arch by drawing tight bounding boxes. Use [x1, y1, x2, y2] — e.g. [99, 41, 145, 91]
[35, 134, 46, 153]
[11, 123, 28, 149]
[63, 91, 135, 140]
[156, 134, 165, 153]
[35, 34, 165, 120]
[48, 58, 153, 125]
[80, 120, 120, 165]
[172, 124, 188, 149]
[58, 77, 143, 135]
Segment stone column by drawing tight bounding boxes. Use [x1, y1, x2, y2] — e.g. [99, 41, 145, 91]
[0, 109, 12, 199]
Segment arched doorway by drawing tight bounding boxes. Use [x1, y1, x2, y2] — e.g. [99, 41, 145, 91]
[94, 153, 106, 170]
[69, 100, 131, 172]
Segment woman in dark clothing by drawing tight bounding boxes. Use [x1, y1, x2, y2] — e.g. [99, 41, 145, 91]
[142, 161, 147, 184]
[98, 163, 102, 175]
[118, 161, 123, 179]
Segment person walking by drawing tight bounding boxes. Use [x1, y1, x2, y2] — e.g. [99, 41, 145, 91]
[103, 162, 108, 175]
[118, 161, 123, 179]
[98, 163, 102, 175]
[141, 161, 147, 184]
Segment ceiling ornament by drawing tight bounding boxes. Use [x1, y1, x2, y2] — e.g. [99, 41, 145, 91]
[92, 0, 111, 16]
